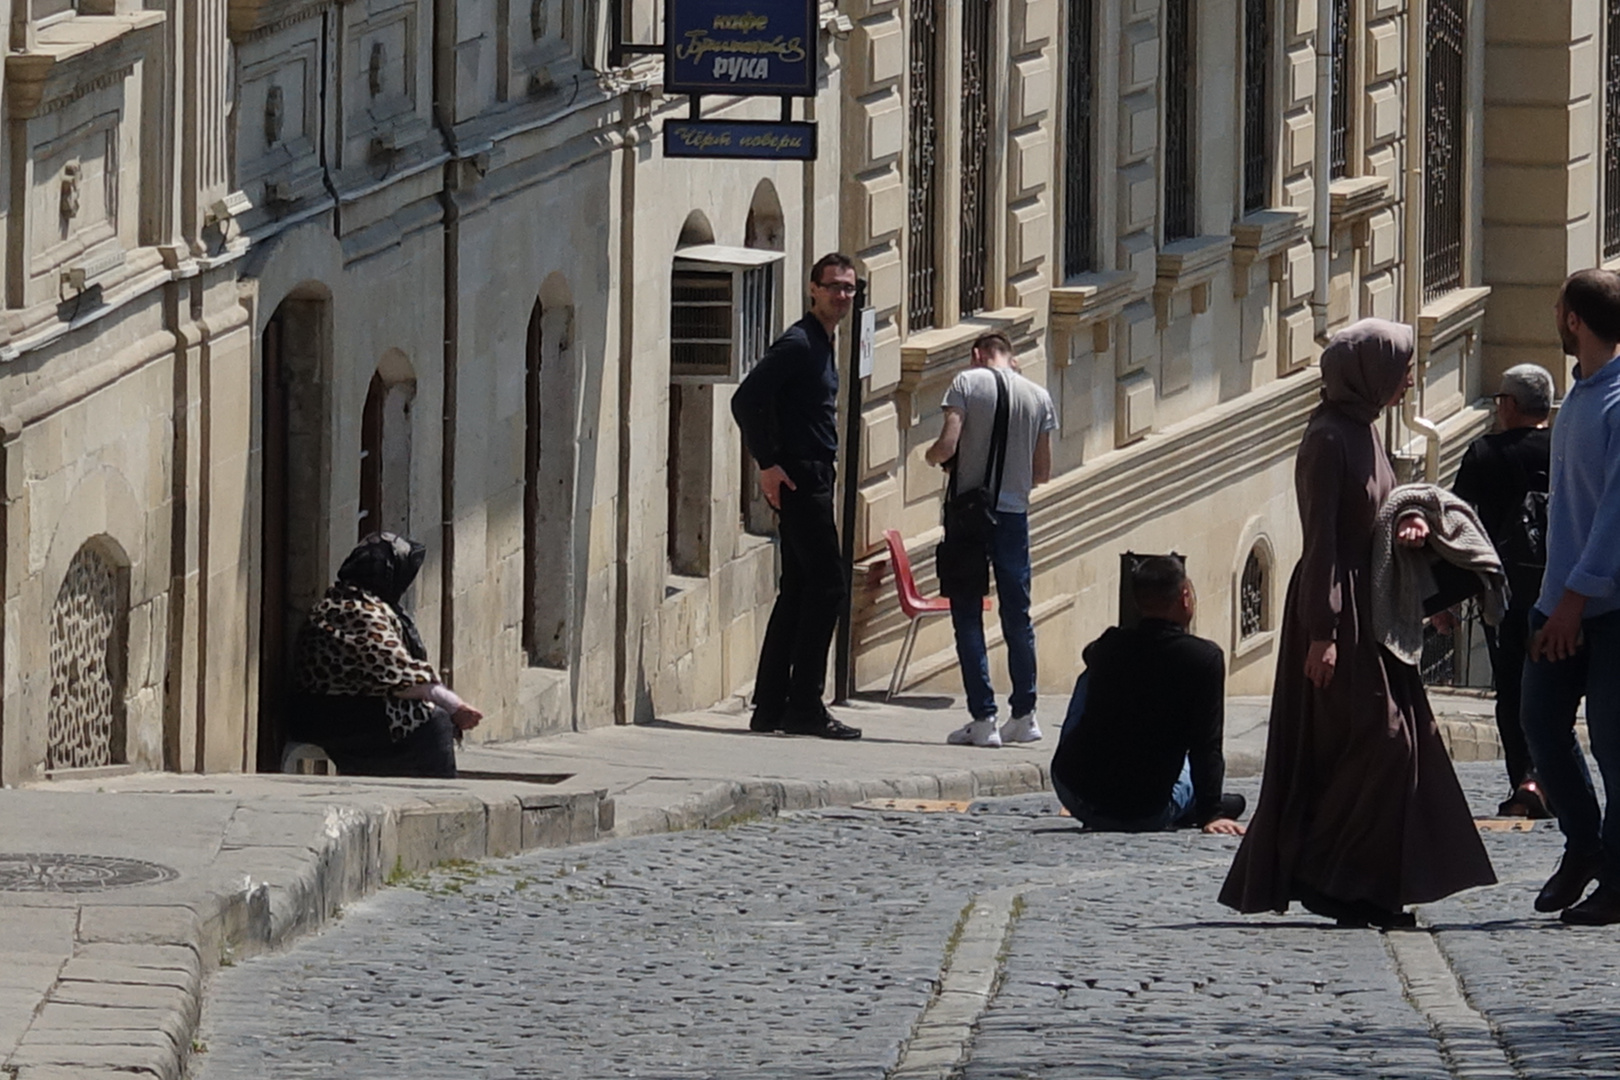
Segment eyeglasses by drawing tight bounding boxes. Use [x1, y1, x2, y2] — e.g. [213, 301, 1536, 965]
[815, 281, 858, 296]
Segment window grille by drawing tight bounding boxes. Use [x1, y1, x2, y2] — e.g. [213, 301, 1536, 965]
[1242, 0, 1271, 213]
[1063, 0, 1096, 278]
[908, 0, 941, 331]
[960, 0, 994, 316]
[1239, 549, 1265, 639]
[48, 545, 126, 771]
[1605, 0, 1620, 258]
[1164, 0, 1195, 241]
[1423, 0, 1466, 302]
[1330, 0, 1352, 178]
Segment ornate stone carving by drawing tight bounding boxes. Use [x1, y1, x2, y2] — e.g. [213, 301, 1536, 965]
[59, 162, 81, 221]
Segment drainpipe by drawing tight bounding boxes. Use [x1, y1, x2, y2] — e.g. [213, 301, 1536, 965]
[1311, 0, 1333, 341]
[1399, 0, 1438, 483]
[1401, 400, 1441, 483]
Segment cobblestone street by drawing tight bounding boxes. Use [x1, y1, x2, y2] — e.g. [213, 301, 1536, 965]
[192, 762, 1615, 1079]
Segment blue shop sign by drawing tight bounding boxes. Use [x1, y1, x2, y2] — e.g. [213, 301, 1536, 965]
[664, 0, 818, 96]
[663, 120, 818, 160]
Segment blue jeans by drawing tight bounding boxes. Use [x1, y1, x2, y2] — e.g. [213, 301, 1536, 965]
[1521, 608, 1620, 882]
[949, 511, 1036, 721]
[1051, 672, 1195, 831]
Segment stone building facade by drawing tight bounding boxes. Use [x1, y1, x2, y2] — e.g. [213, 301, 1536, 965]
[848, 0, 1501, 700]
[0, 0, 1596, 783]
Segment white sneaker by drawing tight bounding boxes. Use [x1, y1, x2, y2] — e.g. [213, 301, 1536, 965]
[947, 718, 1002, 748]
[1000, 712, 1043, 743]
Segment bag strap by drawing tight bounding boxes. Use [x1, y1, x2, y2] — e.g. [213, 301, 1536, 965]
[985, 368, 1011, 506]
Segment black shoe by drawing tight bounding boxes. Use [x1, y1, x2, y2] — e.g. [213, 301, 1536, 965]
[749, 709, 783, 733]
[1536, 850, 1604, 913]
[781, 707, 862, 740]
[1561, 883, 1620, 925]
[1217, 793, 1247, 821]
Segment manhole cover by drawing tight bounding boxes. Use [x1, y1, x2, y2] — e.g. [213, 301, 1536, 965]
[0, 853, 179, 893]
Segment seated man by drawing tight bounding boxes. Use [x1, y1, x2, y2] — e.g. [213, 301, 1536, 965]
[1051, 557, 1245, 835]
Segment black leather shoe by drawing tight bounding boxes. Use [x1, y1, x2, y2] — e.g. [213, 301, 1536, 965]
[1561, 883, 1620, 925]
[749, 709, 783, 733]
[782, 708, 862, 740]
[1217, 793, 1247, 821]
[1536, 851, 1604, 913]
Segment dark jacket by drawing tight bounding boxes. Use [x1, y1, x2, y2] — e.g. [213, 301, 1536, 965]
[1052, 619, 1226, 825]
[730, 313, 838, 471]
[1451, 426, 1551, 606]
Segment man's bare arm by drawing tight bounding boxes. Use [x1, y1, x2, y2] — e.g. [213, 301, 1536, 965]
[1032, 431, 1052, 486]
[925, 408, 965, 467]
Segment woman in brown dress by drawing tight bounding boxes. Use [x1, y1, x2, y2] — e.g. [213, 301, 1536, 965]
[1219, 319, 1496, 927]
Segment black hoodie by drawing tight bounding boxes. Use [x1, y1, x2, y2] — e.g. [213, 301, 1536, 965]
[1052, 618, 1226, 825]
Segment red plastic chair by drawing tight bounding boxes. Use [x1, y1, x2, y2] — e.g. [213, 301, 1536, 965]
[882, 529, 989, 700]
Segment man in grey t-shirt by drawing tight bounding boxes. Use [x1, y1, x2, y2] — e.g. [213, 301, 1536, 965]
[924, 331, 1057, 747]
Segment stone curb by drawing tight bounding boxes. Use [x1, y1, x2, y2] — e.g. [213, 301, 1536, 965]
[5, 786, 610, 1080]
[611, 760, 1052, 836]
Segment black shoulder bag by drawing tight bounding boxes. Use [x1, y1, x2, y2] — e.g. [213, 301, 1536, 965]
[935, 369, 1010, 600]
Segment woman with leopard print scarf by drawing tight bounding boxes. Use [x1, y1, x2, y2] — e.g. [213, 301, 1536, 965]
[288, 532, 483, 777]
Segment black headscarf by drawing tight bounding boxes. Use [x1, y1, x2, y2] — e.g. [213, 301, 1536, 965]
[337, 532, 429, 659]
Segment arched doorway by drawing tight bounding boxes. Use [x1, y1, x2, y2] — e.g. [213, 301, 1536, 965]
[258, 287, 331, 771]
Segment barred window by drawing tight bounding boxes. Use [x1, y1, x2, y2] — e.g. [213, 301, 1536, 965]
[908, 0, 941, 331]
[1242, 0, 1271, 213]
[48, 543, 127, 771]
[1164, 0, 1196, 241]
[1330, 0, 1352, 178]
[1063, 0, 1096, 278]
[1239, 548, 1266, 639]
[1423, 0, 1467, 301]
[959, 0, 994, 316]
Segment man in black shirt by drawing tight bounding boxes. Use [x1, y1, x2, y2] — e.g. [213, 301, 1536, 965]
[1050, 557, 1244, 834]
[729, 253, 861, 740]
[1451, 363, 1555, 817]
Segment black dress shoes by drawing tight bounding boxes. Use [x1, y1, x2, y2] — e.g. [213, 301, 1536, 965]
[749, 709, 782, 733]
[781, 706, 862, 740]
[1561, 883, 1620, 925]
[1535, 851, 1604, 913]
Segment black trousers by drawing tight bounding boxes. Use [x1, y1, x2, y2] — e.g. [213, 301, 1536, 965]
[1485, 602, 1534, 790]
[291, 694, 459, 779]
[753, 460, 845, 717]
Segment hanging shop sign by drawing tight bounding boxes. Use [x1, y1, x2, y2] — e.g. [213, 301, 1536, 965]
[664, 0, 818, 97]
[663, 119, 817, 160]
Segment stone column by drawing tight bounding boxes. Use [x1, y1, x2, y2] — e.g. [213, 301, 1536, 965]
[1481, 0, 1591, 393]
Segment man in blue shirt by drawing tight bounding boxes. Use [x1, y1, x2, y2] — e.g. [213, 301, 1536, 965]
[1521, 269, 1620, 924]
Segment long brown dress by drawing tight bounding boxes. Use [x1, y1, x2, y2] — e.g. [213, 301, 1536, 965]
[1220, 319, 1495, 915]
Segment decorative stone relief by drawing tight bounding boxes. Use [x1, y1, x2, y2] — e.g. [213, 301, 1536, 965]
[47, 544, 125, 771]
[59, 162, 80, 222]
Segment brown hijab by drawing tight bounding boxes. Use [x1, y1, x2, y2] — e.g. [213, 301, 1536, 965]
[1318, 318, 1414, 425]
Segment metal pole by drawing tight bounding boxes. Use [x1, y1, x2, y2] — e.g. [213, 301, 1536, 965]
[833, 278, 868, 703]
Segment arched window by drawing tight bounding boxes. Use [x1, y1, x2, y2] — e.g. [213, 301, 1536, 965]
[358, 351, 416, 539]
[1239, 545, 1268, 640]
[48, 541, 128, 770]
[524, 276, 577, 668]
